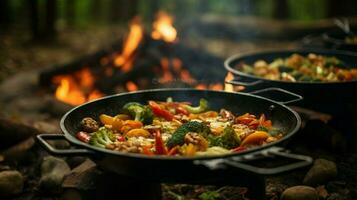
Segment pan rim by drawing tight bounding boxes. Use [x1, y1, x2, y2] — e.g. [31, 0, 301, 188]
[224, 48, 357, 85]
[60, 88, 301, 161]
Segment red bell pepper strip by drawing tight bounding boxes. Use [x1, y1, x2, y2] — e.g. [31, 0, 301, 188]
[167, 146, 179, 156]
[116, 135, 126, 142]
[149, 101, 174, 121]
[76, 131, 91, 143]
[235, 113, 256, 125]
[142, 146, 154, 156]
[175, 106, 189, 115]
[155, 130, 168, 155]
[232, 146, 246, 152]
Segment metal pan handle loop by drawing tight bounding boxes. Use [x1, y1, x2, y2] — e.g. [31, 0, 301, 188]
[223, 148, 313, 175]
[250, 87, 303, 105]
[37, 134, 94, 155]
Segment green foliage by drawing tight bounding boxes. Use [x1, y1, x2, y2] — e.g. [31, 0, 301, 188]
[287, 0, 327, 21]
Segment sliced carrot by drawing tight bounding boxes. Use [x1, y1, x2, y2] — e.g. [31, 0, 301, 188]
[351, 69, 357, 76]
[115, 114, 131, 120]
[123, 120, 143, 128]
[185, 143, 196, 156]
[125, 128, 150, 137]
[199, 111, 218, 118]
[111, 117, 123, 131]
[240, 131, 269, 147]
[99, 114, 114, 125]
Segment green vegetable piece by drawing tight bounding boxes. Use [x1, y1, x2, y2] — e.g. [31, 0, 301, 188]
[268, 128, 281, 136]
[166, 121, 211, 148]
[257, 125, 269, 132]
[208, 126, 240, 149]
[199, 191, 220, 200]
[123, 102, 154, 125]
[89, 127, 115, 148]
[183, 99, 209, 114]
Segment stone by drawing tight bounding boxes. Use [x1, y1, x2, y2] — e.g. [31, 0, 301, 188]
[0, 170, 24, 197]
[0, 118, 40, 150]
[303, 159, 337, 186]
[39, 156, 71, 194]
[33, 120, 61, 135]
[63, 159, 98, 190]
[1, 137, 35, 162]
[316, 185, 329, 199]
[280, 186, 319, 200]
[66, 156, 87, 169]
[60, 189, 82, 200]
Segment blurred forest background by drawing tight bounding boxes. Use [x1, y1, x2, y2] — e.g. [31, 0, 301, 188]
[1, 0, 357, 82]
[1, 0, 357, 40]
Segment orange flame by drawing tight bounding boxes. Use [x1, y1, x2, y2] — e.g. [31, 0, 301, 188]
[224, 72, 234, 92]
[126, 81, 138, 91]
[114, 17, 143, 72]
[53, 68, 103, 106]
[151, 11, 177, 43]
[224, 72, 245, 92]
[159, 58, 174, 83]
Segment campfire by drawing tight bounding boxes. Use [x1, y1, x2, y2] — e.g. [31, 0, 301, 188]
[49, 12, 226, 106]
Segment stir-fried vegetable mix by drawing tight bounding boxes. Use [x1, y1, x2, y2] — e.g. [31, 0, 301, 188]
[238, 53, 357, 82]
[346, 36, 357, 45]
[76, 98, 283, 156]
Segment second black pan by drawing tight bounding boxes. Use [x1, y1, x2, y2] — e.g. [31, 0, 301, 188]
[225, 49, 357, 104]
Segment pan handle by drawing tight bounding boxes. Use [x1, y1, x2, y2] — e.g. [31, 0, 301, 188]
[37, 134, 94, 155]
[223, 148, 313, 175]
[250, 87, 303, 105]
[225, 78, 263, 87]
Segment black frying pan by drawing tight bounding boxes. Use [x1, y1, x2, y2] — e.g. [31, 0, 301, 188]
[37, 88, 312, 183]
[224, 49, 357, 104]
[323, 29, 357, 52]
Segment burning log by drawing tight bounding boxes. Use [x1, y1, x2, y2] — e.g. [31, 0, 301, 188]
[38, 39, 123, 88]
[43, 95, 73, 116]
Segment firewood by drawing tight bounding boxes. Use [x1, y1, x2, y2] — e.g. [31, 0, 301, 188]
[43, 95, 73, 116]
[0, 118, 41, 150]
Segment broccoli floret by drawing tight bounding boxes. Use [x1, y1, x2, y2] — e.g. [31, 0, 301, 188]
[183, 99, 208, 114]
[166, 121, 211, 148]
[123, 102, 154, 125]
[208, 126, 240, 149]
[89, 127, 115, 148]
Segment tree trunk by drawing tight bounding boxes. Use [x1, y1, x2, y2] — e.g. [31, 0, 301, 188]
[91, 0, 102, 21]
[273, 0, 289, 19]
[0, 0, 10, 27]
[65, 0, 75, 26]
[148, 0, 160, 22]
[110, 0, 138, 23]
[29, 0, 40, 40]
[45, 0, 57, 39]
[327, 0, 356, 17]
